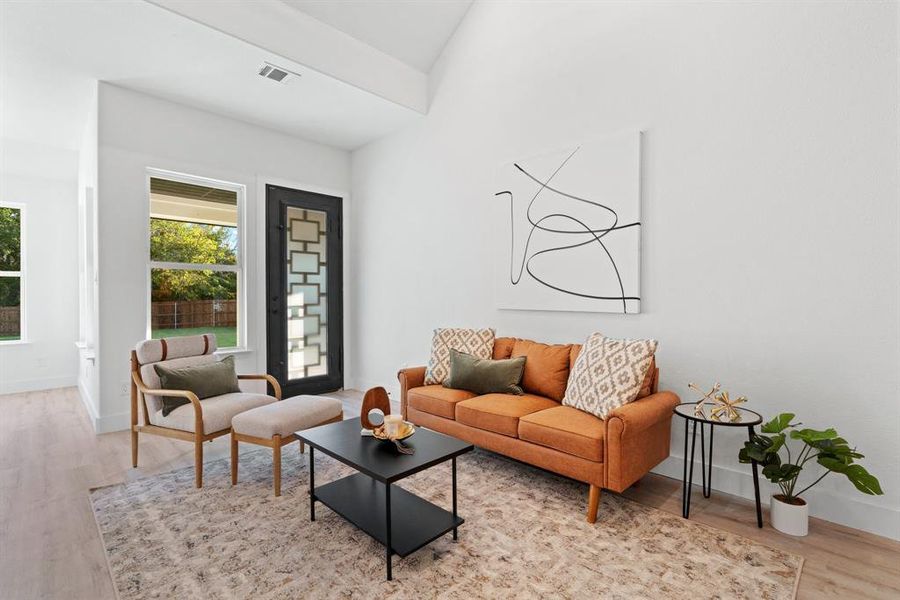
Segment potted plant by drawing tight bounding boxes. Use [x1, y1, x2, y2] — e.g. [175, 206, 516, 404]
[739, 413, 882, 536]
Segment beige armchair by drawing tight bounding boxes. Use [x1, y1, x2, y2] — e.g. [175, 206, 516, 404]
[130, 333, 282, 488]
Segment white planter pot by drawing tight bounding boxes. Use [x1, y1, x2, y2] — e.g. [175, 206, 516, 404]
[770, 494, 809, 536]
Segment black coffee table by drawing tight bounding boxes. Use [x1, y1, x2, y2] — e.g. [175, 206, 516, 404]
[296, 418, 473, 580]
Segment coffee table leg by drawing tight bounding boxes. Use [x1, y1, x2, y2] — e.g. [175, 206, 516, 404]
[309, 446, 316, 522]
[748, 426, 763, 528]
[452, 457, 458, 541]
[385, 482, 392, 581]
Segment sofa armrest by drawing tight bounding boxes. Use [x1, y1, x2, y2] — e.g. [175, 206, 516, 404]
[605, 391, 680, 492]
[397, 366, 427, 420]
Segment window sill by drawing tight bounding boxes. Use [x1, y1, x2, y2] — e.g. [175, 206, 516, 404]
[0, 339, 30, 347]
[215, 347, 254, 356]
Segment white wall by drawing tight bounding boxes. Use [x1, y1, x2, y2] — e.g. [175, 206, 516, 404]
[93, 83, 350, 432]
[350, 1, 900, 539]
[0, 139, 80, 393]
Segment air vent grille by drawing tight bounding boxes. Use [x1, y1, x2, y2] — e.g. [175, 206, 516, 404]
[258, 63, 298, 83]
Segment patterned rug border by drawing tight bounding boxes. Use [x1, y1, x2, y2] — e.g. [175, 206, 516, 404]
[88, 448, 804, 599]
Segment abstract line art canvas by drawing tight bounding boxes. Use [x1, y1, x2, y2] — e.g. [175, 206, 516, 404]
[494, 130, 641, 314]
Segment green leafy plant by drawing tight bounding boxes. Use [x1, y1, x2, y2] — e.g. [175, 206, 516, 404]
[739, 413, 883, 504]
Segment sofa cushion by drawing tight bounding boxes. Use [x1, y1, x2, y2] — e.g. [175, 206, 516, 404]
[563, 333, 658, 419]
[519, 406, 605, 462]
[151, 392, 277, 434]
[455, 393, 559, 437]
[424, 327, 495, 385]
[511, 339, 572, 402]
[492, 337, 516, 359]
[571, 344, 656, 399]
[443, 349, 526, 395]
[408, 385, 477, 420]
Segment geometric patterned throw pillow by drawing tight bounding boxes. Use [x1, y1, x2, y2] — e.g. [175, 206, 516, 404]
[424, 328, 495, 385]
[562, 333, 658, 420]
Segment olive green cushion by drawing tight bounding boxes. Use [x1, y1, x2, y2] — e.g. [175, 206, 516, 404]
[154, 355, 241, 416]
[443, 349, 526, 396]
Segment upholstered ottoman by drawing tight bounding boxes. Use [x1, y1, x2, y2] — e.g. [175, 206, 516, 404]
[231, 395, 343, 496]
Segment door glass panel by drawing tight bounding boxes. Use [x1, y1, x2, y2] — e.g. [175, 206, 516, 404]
[286, 207, 328, 380]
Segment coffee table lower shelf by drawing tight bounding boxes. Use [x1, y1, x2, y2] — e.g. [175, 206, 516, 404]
[313, 472, 464, 559]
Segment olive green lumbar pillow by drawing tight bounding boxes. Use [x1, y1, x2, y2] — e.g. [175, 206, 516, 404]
[155, 355, 241, 416]
[443, 349, 526, 395]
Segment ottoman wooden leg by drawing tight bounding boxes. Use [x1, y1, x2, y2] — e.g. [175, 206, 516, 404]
[273, 434, 282, 497]
[231, 433, 238, 485]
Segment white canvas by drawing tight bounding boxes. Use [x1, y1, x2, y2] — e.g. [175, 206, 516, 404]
[494, 130, 642, 313]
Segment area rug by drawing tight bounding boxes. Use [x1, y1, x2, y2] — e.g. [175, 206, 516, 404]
[90, 448, 803, 599]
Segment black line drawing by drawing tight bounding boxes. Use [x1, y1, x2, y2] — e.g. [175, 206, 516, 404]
[496, 146, 640, 314]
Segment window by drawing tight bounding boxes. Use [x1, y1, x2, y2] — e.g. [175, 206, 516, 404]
[148, 172, 243, 348]
[0, 203, 24, 343]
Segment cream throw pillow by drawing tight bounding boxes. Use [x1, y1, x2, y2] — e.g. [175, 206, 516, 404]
[424, 328, 495, 385]
[563, 333, 658, 419]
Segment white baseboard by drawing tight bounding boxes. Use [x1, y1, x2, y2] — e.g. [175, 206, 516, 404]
[77, 379, 99, 428]
[76, 381, 130, 434]
[94, 411, 131, 434]
[347, 377, 400, 400]
[0, 375, 77, 395]
[654, 454, 900, 541]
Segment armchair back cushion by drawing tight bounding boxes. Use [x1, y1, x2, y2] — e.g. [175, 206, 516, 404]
[154, 355, 241, 416]
[134, 333, 219, 423]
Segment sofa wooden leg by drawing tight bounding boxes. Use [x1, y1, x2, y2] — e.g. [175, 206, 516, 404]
[230, 434, 238, 485]
[587, 485, 601, 523]
[273, 435, 282, 497]
[299, 440, 305, 454]
[194, 437, 203, 489]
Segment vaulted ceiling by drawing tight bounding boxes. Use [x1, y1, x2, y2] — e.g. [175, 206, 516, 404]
[1, 0, 472, 152]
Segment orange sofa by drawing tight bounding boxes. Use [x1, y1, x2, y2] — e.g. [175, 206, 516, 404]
[398, 337, 680, 523]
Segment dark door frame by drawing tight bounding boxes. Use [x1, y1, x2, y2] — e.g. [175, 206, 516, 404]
[265, 184, 344, 397]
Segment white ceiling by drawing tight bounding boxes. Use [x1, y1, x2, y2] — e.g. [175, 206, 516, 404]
[1, 1, 423, 151]
[282, 0, 473, 72]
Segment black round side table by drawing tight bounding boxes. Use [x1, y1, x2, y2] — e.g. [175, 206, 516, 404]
[674, 402, 764, 528]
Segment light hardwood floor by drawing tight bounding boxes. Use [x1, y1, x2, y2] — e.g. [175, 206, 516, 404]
[1, 387, 897, 599]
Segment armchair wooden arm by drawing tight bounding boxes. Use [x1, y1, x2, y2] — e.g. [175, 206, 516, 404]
[238, 373, 282, 399]
[131, 370, 204, 435]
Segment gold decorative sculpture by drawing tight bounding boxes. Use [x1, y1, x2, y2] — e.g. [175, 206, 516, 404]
[688, 382, 747, 422]
[688, 382, 720, 418]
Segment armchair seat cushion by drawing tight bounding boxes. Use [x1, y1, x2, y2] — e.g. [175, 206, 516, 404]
[518, 405, 605, 461]
[407, 385, 477, 419]
[150, 392, 276, 434]
[455, 393, 558, 437]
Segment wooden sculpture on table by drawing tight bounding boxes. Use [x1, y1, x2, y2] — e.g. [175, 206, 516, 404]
[360, 386, 391, 431]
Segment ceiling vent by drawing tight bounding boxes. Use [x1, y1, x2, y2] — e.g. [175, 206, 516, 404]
[258, 62, 299, 83]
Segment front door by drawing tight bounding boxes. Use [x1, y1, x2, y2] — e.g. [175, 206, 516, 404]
[265, 184, 343, 396]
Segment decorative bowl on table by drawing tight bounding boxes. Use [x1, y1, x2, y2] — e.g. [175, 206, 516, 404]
[372, 421, 416, 442]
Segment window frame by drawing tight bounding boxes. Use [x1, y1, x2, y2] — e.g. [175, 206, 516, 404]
[145, 169, 246, 350]
[0, 201, 26, 345]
